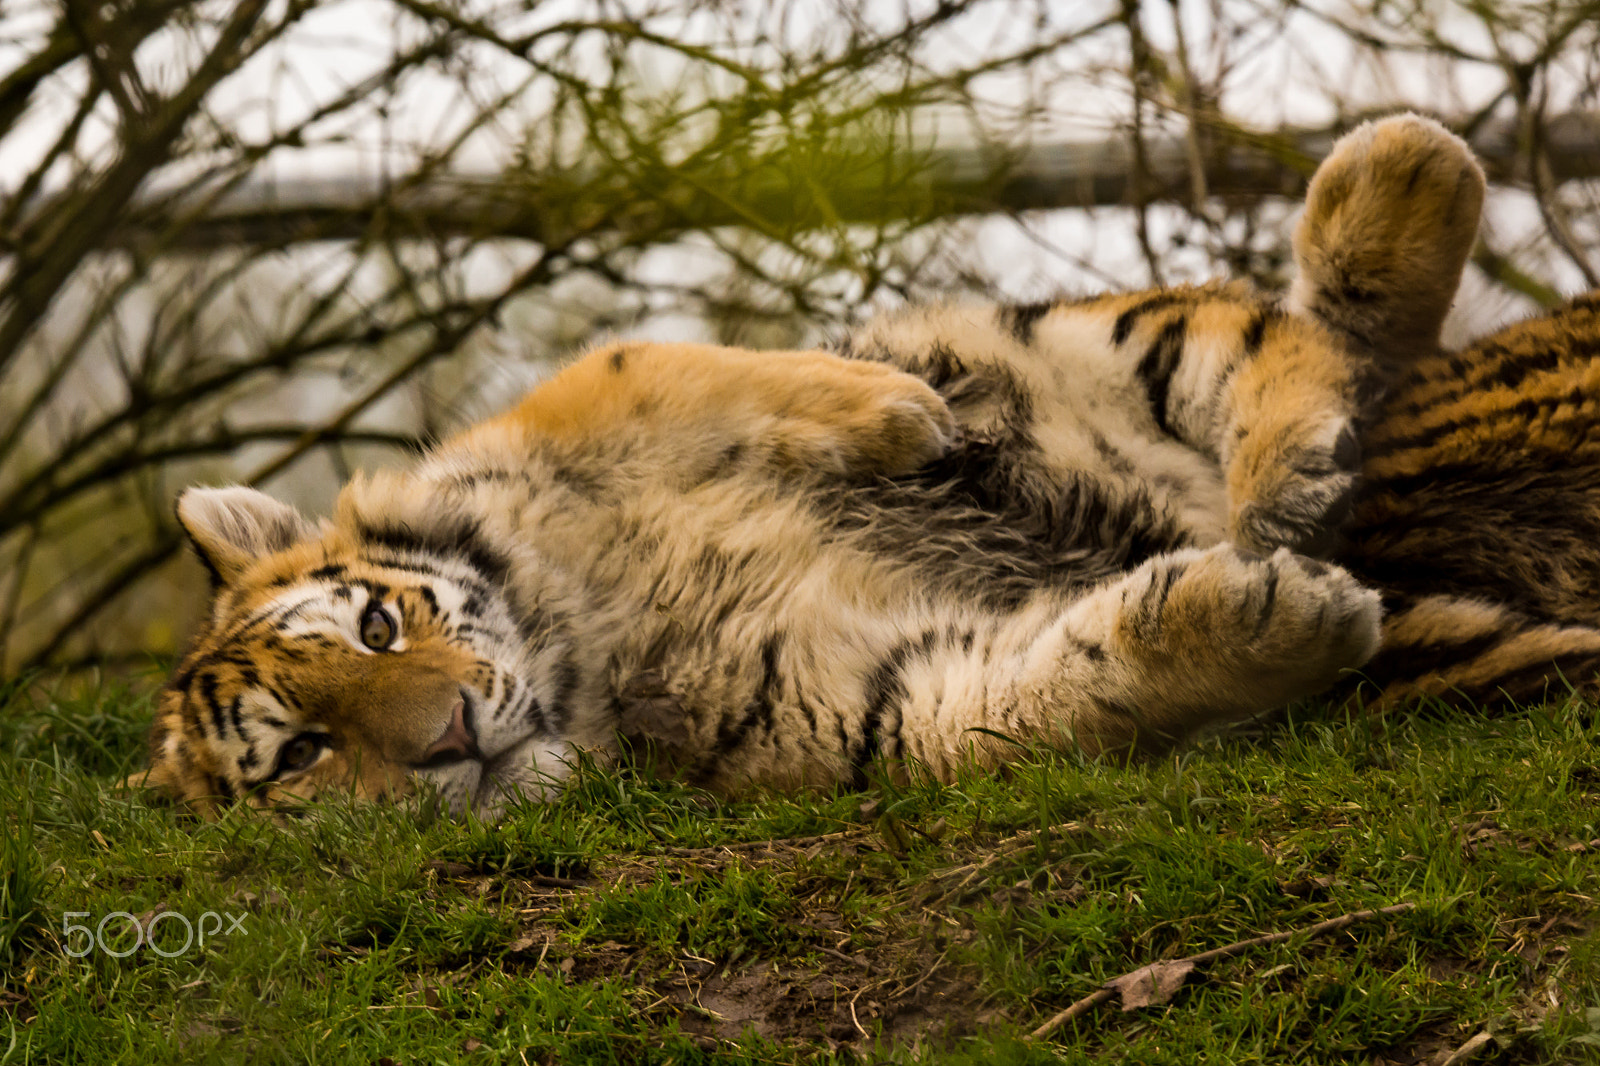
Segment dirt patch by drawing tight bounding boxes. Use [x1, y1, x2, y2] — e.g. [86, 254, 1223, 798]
[488, 908, 986, 1050]
[497, 933, 986, 1050]
[469, 829, 1003, 1050]
[0, 988, 36, 1026]
[662, 945, 978, 1048]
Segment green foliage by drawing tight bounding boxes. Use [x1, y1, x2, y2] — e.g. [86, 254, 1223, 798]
[572, 864, 805, 959]
[0, 797, 46, 969]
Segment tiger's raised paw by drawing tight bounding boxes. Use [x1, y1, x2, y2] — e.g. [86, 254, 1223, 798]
[1289, 112, 1485, 361]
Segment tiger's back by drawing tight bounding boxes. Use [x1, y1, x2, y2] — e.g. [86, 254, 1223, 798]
[1339, 293, 1600, 706]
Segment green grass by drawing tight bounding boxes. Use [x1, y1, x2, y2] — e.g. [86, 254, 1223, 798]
[2, 675, 1599, 1064]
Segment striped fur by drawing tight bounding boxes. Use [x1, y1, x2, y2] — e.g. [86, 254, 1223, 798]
[1337, 291, 1600, 708]
[144, 113, 1587, 821]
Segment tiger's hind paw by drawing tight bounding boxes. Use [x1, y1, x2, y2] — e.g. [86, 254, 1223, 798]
[1178, 545, 1381, 697]
[1111, 543, 1382, 713]
[1289, 113, 1485, 360]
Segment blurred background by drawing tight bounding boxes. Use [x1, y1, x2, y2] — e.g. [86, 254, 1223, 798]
[1, 0, 1598, 677]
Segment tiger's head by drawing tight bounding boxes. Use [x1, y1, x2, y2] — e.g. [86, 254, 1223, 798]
[144, 478, 585, 820]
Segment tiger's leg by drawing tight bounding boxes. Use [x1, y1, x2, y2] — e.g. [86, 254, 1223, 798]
[1055, 286, 1365, 554]
[1218, 115, 1483, 555]
[1220, 115, 1484, 554]
[887, 544, 1382, 778]
[1289, 113, 1485, 367]
[849, 287, 1373, 554]
[1106, 115, 1483, 554]
[457, 340, 956, 481]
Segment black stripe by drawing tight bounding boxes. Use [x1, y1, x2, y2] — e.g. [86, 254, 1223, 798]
[511, 601, 559, 654]
[146, 718, 171, 764]
[1064, 632, 1105, 662]
[851, 677, 905, 790]
[545, 651, 580, 732]
[525, 694, 549, 736]
[1385, 328, 1600, 417]
[1002, 301, 1055, 345]
[1129, 561, 1187, 639]
[167, 663, 197, 694]
[796, 694, 820, 739]
[1363, 451, 1600, 515]
[748, 634, 784, 742]
[1368, 384, 1594, 460]
[1481, 651, 1600, 705]
[1136, 315, 1188, 436]
[1362, 629, 1506, 687]
[1089, 430, 1136, 475]
[1112, 294, 1185, 345]
[851, 630, 938, 786]
[909, 342, 970, 390]
[710, 634, 784, 757]
[360, 552, 491, 592]
[548, 463, 604, 501]
[198, 673, 228, 740]
[449, 468, 530, 493]
[1253, 568, 1279, 639]
[1151, 563, 1183, 618]
[1242, 310, 1270, 356]
[354, 517, 512, 588]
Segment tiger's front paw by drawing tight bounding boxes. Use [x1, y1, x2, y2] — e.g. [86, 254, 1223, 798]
[1228, 414, 1361, 556]
[825, 360, 958, 477]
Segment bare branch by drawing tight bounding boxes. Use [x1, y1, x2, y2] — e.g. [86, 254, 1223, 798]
[66, 111, 1593, 251]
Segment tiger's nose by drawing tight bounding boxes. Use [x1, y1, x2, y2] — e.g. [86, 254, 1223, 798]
[418, 697, 482, 765]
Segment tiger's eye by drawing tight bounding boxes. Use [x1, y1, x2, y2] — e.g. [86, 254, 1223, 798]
[360, 604, 396, 650]
[276, 733, 325, 777]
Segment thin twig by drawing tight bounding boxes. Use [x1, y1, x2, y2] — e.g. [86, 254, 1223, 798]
[1121, 0, 1166, 286]
[816, 946, 875, 973]
[1432, 1031, 1495, 1066]
[524, 874, 584, 890]
[1029, 902, 1418, 1040]
[654, 829, 867, 857]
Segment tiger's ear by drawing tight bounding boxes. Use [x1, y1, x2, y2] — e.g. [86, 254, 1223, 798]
[176, 485, 315, 586]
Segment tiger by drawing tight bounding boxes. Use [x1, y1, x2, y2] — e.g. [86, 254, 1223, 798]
[137, 113, 1597, 821]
